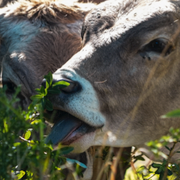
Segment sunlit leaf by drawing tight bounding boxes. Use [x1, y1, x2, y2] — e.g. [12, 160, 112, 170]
[30, 94, 44, 104]
[40, 86, 46, 95]
[44, 72, 53, 87]
[13, 142, 21, 147]
[52, 81, 70, 88]
[24, 130, 31, 140]
[31, 119, 41, 124]
[3, 120, 8, 133]
[16, 170, 25, 179]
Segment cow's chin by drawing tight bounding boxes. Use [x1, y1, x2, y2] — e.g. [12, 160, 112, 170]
[45, 111, 97, 153]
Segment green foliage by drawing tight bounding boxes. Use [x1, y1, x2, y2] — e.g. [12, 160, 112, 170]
[135, 108, 180, 180]
[30, 72, 70, 111]
[0, 72, 84, 180]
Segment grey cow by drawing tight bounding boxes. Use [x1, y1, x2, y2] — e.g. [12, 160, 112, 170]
[47, 0, 180, 164]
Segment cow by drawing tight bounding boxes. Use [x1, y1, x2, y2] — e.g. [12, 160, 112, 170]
[0, 0, 97, 108]
[45, 0, 180, 164]
[0, 0, 130, 179]
[0, 0, 106, 85]
[0, 0, 96, 179]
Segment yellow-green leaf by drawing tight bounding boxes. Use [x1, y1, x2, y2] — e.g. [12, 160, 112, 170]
[16, 171, 25, 179]
[24, 130, 31, 140]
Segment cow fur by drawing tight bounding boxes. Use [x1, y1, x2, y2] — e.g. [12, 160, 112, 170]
[50, 0, 180, 164]
[0, 0, 131, 180]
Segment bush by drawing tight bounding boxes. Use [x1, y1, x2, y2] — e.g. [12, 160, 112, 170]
[0, 73, 85, 180]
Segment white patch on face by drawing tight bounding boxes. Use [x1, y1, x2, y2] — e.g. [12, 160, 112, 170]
[53, 68, 106, 127]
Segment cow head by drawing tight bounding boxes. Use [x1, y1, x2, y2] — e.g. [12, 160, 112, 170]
[0, 0, 96, 108]
[46, 0, 180, 153]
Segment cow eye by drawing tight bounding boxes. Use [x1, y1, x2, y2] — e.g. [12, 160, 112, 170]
[3, 80, 17, 93]
[148, 39, 166, 53]
[142, 38, 173, 55]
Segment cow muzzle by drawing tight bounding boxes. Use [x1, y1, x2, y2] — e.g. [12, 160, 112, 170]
[42, 68, 106, 151]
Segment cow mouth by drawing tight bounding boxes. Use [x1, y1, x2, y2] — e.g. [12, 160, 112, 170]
[45, 111, 96, 146]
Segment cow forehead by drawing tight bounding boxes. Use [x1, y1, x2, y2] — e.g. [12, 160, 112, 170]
[83, 0, 178, 46]
[86, 0, 176, 21]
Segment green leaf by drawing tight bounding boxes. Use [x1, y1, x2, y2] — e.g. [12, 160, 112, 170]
[3, 120, 8, 133]
[66, 158, 87, 169]
[30, 94, 44, 104]
[13, 142, 21, 147]
[167, 169, 173, 176]
[16, 170, 25, 179]
[46, 80, 50, 90]
[52, 81, 70, 88]
[161, 109, 180, 118]
[44, 72, 53, 87]
[155, 167, 162, 174]
[31, 119, 41, 125]
[24, 130, 31, 140]
[59, 147, 74, 156]
[165, 146, 171, 151]
[152, 163, 161, 168]
[174, 164, 180, 171]
[40, 86, 46, 95]
[44, 98, 53, 111]
[133, 155, 145, 161]
[35, 88, 41, 93]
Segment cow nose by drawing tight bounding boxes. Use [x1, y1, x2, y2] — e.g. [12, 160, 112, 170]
[41, 78, 81, 94]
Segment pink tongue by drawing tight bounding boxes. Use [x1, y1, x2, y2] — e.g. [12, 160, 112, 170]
[45, 114, 82, 145]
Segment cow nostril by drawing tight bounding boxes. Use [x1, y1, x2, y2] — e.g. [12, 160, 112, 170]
[61, 81, 81, 94]
[41, 78, 81, 94]
[53, 78, 81, 94]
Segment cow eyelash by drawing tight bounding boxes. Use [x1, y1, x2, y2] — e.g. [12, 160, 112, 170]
[141, 38, 174, 55]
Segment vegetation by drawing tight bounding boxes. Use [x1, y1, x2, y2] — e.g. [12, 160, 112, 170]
[0, 73, 85, 180]
[129, 127, 180, 180]
[1, 72, 180, 180]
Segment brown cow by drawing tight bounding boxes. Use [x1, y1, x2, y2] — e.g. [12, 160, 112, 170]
[0, 0, 95, 179]
[0, 0, 96, 108]
[46, 0, 180, 164]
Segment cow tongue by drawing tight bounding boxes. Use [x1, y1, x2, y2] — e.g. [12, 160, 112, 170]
[45, 113, 95, 146]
